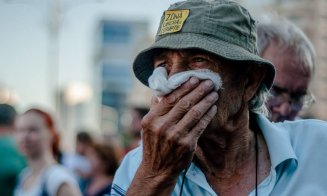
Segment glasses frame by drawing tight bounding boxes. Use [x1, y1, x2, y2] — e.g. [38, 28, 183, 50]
[269, 85, 315, 111]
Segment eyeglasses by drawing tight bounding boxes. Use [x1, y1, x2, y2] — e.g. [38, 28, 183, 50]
[269, 85, 315, 112]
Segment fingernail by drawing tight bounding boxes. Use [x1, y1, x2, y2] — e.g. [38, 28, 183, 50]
[204, 80, 213, 87]
[190, 77, 199, 84]
[211, 105, 217, 114]
[210, 92, 219, 101]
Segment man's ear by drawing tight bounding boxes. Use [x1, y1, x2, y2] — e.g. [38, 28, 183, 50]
[243, 65, 267, 102]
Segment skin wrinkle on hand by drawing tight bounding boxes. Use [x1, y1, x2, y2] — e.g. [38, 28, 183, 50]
[148, 67, 223, 98]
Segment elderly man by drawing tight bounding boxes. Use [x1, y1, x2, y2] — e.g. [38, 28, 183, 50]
[257, 18, 316, 122]
[112, 0, 327, 195]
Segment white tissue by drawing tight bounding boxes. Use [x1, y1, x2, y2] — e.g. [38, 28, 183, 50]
[148, 67, 223, 97]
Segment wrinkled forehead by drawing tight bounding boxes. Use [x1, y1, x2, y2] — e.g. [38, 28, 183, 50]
[267, 41, 313, 76]
[153, 48, 226, 65]
[275, 50, 312, 79]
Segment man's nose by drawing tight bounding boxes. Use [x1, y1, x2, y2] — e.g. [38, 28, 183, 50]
[273, 101, 292, 116]
[165, 52, 188, 77]
[168, 64, 187, 77]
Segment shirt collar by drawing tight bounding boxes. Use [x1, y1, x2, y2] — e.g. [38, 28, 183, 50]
[186, 163, 216, 195]
[255, 113, 298, 169]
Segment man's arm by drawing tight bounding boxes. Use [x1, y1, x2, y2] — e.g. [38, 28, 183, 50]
[127, 78, 218, 195]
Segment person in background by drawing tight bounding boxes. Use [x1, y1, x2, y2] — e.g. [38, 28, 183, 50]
[83, 142, 119, 196]
[0, 104, 26, 196]
[14, 108, 81, 196]
[257, 17, 316, 122]
[125, 107, 149, 152]
[62, 131, 93, 190]
[76, 131, 94, 158]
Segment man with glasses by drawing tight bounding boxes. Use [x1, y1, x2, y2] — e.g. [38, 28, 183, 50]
[257, 17, 316, 122]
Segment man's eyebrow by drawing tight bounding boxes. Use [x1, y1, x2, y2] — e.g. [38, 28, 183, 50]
[274, 85, 307, 96]
[273, 85, 288, 93]
[187, 50, 216, 60]
[293, 90, 307, 97]
[154, 50, 168, 61]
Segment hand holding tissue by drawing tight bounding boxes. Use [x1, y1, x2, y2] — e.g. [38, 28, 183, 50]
[148, 67, 223, 97]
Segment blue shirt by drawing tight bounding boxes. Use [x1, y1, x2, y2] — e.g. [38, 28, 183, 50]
[111, 114, 327, 195]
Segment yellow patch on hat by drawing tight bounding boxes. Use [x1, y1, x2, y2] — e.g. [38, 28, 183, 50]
[159, 10, 190, 35]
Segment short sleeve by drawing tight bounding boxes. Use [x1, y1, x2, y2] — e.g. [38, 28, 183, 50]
[45, 165, 79, 195]
[111, 147, 142, 196]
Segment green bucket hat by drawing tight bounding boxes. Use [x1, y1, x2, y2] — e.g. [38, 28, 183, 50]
[133, 0, 275, 89]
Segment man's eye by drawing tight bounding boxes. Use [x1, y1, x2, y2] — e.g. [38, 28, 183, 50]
[193, 57, 206, 62]
[292, 93, 306, 102]
[272, 86, 286, 94]
[155, 63, 166, 68]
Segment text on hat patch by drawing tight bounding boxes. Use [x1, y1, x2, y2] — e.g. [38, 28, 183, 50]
[159, 10, 189, 35]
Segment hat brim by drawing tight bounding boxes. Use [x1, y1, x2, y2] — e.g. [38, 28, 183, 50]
[133, 32, 275, 89]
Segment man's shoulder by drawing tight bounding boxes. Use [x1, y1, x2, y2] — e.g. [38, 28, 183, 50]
[275, 119, 327, 136]
[275, 119, 327, 152]
[258, 114, 327, 146]
[111, 147, 143, 195]
[120, 146, 143, 168]
[271, 119, 327, 192]
[120, 146, 142, 172]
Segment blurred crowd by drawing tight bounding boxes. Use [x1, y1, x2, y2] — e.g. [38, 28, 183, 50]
[0, 104, 148, 196]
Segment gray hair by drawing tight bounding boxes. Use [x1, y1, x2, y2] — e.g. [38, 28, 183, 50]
[257, 16, 316, 73]
[249, 83, 270, 116]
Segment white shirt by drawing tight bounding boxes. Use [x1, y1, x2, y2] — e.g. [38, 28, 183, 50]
[15, 164, 79, 196]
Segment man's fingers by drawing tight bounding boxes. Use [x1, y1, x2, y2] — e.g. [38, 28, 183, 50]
[151, 77, 200, 115]
[150, 96, 160, 106]
[164, 77, 200, 106]
[184, 105, 217, 142]
[174, 105, 217, 153]
[165, 80, 215, 122]
[174, 91, 218, 132]
[144, 79, 217, 148]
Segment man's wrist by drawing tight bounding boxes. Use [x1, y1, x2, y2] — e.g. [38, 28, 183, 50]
[127, 164, 179, 195]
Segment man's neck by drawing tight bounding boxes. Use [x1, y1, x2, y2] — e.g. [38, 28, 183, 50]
[195, 112, 271, 195]
[195, 108, 259, 176]
[196, 125, 255, 177]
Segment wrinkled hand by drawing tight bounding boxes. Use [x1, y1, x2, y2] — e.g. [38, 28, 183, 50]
[140, 77, 218, 181]
[127, 77, 218, 195]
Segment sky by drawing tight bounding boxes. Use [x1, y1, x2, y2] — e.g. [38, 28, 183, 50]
[0, 0, 180, 111]
[0, 0, 274, 113]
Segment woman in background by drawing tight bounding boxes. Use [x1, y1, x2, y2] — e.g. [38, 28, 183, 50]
[14, 108, 81, 196]
[84, 142, 119, 196]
